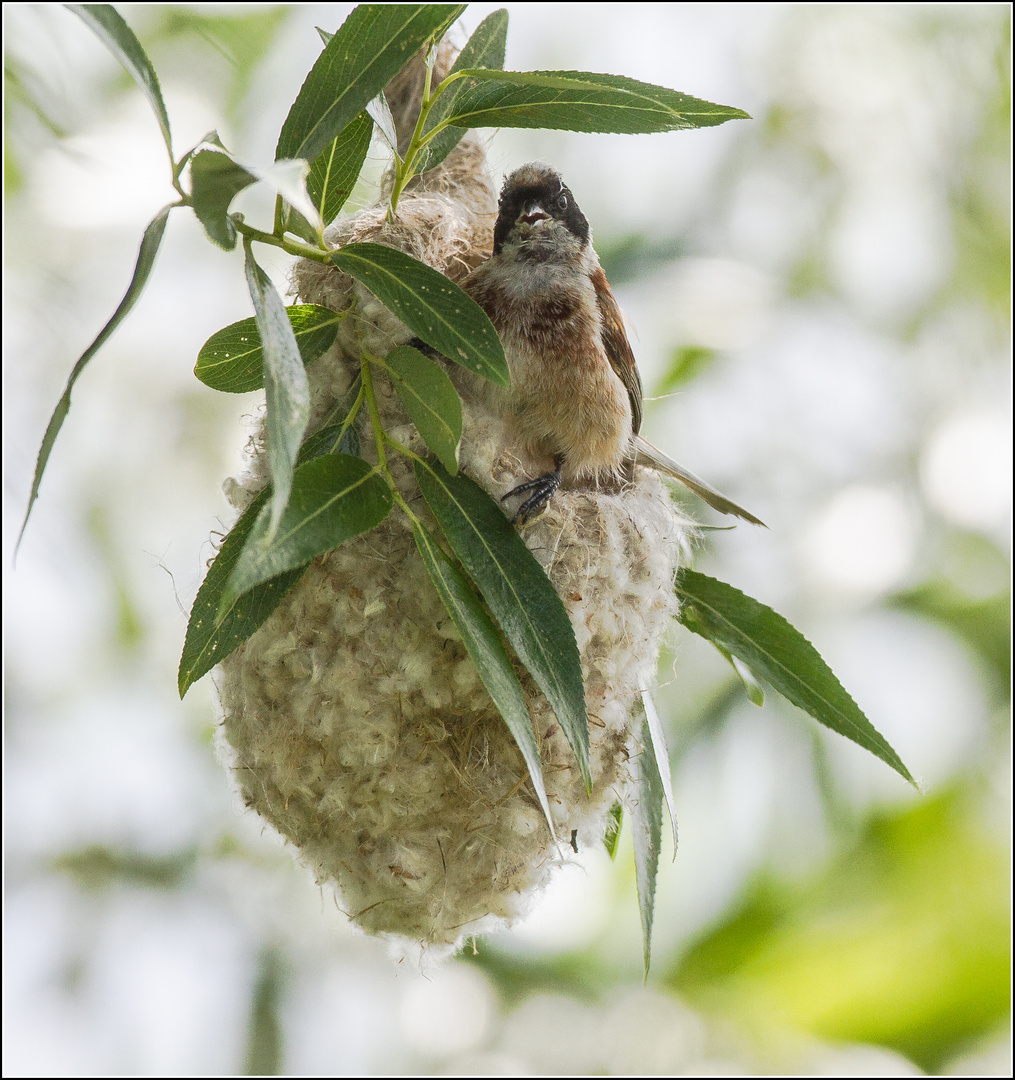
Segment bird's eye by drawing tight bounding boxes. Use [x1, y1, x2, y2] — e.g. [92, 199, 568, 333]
[558, 194, 568, 210]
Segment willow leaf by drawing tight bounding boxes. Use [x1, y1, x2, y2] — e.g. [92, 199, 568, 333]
[414, 459, 590, 791]
[18, 204, 172, 550]
[413, 522, 555, 838]
[331, 242, 507, 384]
[276, 4, 465, 165]
[676, 569, 916, 786]
[243, 243, 311, 537]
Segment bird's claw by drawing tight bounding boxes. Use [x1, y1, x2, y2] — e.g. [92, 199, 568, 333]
[501, 469, 562, 525]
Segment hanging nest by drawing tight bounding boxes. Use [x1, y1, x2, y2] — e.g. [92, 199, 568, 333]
[215, 46, 691, 954]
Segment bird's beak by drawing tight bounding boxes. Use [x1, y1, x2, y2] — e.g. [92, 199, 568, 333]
[518, 201, 548, 226]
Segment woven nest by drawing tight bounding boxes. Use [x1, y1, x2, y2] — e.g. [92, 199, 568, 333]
[215, 48, 690, 954]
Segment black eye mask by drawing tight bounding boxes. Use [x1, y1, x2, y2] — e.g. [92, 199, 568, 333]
[493, 175, 590, 253]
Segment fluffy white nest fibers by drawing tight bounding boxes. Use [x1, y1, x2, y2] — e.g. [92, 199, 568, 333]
[215, 58, 691, 954]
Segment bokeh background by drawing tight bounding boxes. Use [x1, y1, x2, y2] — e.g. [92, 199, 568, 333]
[4, 3, 1010, 1075]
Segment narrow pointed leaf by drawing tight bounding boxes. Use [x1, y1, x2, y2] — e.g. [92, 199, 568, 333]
[284, 113, 373, 239]
[66, 4, 173, 164]
[224, 453, 391, 606]
[416, 9, 509, 172]
[444, 68, 750, 134]
[243, 243, 311, 537]
[413, 523, 556, 838]
[676, 569, 916, 786]
[603, 800, 623, 860]
[18, 204, 172, 550]
[631, 705, 665, 979]
[414, 459, 590, 791]
[276, 4, 465, 165]
[179, 416, 365, 696]
[195, 305, 344, 393]
[377, 345, 462, 472]
[178, 488, 304, 697]
[331, 242, 508, 384]
[641, 692, 678, 854]
[308, 111, 372, 224]
[190, 146, 323, 248]
[190, 149, 256, 249]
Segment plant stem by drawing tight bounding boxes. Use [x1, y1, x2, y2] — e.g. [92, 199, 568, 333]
[430, 68, 469, 100]
[231, 215, 330, 263]
[322, 377, 364, 439]
[382, 430, 428, 466]
[390, 485, 423, 529]
[385, 65, 470, 220]
[359, 350, 388, 473]
[337, 383, 366, 448]
[356, 351, 435, 528]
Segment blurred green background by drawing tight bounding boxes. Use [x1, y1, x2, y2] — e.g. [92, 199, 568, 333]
[5, 4, 1010, 1075]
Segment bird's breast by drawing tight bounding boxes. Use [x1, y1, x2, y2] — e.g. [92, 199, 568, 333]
[466, 264, 633, 480]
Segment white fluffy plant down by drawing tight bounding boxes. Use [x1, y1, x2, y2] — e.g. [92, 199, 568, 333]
[216, 47, 691, 955]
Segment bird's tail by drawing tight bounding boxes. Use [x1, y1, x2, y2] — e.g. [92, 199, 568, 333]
[631, 435, 766, 527]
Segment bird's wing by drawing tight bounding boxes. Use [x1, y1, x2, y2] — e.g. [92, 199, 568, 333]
[590, 266, 643, 434]
[632, 435, 767, 527]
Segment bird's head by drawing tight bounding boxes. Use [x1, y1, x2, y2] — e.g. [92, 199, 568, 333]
[493, 163, 590, 261]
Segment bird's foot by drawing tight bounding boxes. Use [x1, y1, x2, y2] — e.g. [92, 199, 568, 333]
[501, 466, 562, 525]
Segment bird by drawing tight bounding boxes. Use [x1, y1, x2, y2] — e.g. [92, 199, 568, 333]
[459, 162, 765, 527]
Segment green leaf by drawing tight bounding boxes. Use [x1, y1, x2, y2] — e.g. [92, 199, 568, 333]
[444, 68, 750, 134]
[375, 345, 462, 472]
[190, 143, 323, 247]
[190, 148, 256, 250]
[302, 375, 365, 458]
[414, 459, 591, 791]
[412, 522, 556, 838]
[603, 800, 623, 860]
[299, 418, 361, 460]
[308, 375, 365, 457]
[641, 691, 678, 854]
[195, 305, 344, 393]
[416, 9, 509, 172]
[66, 4, 173, 165]
[631, 701, 666, 979]
[307, 111, 373, 225]
[178, 488, 305, 697]
[224, 453, 391, 606]
[17, 204, 173, 551]
[675, 569, 916, 786]
[331, 242, 508, 385]
[276, 4, 466, 165]
[178, 415, 363, 696]
[243, 242, 312, 537]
